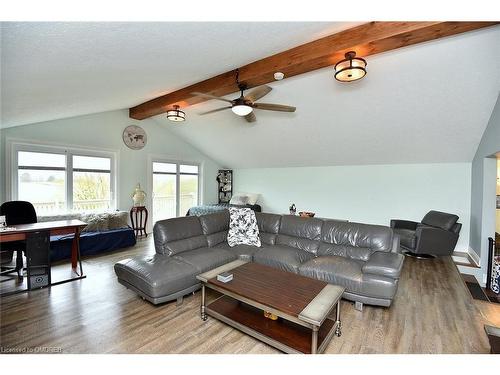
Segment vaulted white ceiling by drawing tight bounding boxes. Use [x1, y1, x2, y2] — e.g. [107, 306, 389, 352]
[157, 25, 500, 168]
[0, 21, 359, 127]
[2, 22, 500, 168]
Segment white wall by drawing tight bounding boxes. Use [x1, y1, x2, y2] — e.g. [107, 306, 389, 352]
[496, 159, 500, 234]
[234, 163, 471, 252]
[470, 93, 500, 271]
[0, 109, 221, 217]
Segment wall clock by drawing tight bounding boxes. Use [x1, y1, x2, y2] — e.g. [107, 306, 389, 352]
[122, 125, 147, 150]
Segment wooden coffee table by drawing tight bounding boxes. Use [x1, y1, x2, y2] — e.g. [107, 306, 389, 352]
[196, 260, 344, 354]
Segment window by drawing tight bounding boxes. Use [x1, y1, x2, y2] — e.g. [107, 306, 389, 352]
[11, 143, 116, 215]
[152, 161, 199, 222]
[72, 155, 112, 212]
[17, 151, 67, 214]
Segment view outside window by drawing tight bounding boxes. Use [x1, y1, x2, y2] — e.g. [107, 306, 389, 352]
[153, 162, 177, 221]
[17, 151, 67, 215]
[72, 155, 112, 212]
[16, 149, 114, 215]
[180, 165, 199, 216]
[152, 162, 199, 222]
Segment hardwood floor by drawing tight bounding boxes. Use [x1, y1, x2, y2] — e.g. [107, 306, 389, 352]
[1, 237, 499, 354]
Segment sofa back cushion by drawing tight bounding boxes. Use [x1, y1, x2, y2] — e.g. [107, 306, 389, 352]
[276, 215, 322, 254]
[318, 220, 393, 261]
[421, 210, 459, 231]
[199, 210, 229, 247]
[255, 212, 281, 245]
[153, 216, 207, 255]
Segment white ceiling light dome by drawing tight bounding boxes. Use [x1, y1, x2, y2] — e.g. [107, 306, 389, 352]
[231, 98, 253, 116]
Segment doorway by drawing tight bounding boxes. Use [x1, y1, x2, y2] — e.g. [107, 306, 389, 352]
[151, 160, 200, 223]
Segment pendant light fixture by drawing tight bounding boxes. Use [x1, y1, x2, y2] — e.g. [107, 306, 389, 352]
[334, 51, 367, 82]
[166, 105, 186, 122]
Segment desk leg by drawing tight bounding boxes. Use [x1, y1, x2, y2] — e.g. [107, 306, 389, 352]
[71, 227, 83, 276]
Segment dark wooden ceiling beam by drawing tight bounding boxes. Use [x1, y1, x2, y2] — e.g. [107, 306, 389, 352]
[129, 21, 498, 120]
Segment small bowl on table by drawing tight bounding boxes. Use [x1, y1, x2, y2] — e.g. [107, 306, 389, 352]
[298, 211, 315, 218]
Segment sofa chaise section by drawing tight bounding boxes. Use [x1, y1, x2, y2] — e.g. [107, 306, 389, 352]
[115, 214, 236, 304]
[114, 255, 200, 304]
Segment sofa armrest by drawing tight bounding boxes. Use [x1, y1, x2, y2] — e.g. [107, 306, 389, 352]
[390, 219, 418, 230]
[391, 233, 401, 253]
[415, 226, 459, 256]
[362, 251, 404, 279]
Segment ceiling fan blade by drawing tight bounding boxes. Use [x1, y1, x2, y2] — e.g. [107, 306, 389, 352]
[198, 106, 232, 115]
[252, 103, 296, 112]
[191, 92, 233, 103]
[244, 85, 272, 102]
[244, 112, 257, 123]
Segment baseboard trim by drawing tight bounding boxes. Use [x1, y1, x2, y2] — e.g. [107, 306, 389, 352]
[467, 247, 481, 267]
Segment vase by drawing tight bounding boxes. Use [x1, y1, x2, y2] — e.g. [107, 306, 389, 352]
[132, 183, 146, 207]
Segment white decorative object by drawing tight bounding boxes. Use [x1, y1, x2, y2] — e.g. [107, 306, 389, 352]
[234, 192, 260, 205]
[123, 125, 147, 150]
[132, 183, 146, 207]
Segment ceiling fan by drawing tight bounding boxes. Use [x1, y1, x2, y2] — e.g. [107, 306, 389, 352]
[192, 70, 296, 123]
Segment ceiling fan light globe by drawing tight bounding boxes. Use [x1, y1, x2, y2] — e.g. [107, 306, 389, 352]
[231, 104, 253, 116]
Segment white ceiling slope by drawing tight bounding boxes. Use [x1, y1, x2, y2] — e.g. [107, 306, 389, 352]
[0, 21, 359, 127]
[157, 25, 500, 168]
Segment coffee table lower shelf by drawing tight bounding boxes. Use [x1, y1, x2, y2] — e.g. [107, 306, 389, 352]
[206, 295, 337, 354]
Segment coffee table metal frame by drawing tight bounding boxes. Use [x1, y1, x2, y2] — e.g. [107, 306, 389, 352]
[197, 260, 344, 354]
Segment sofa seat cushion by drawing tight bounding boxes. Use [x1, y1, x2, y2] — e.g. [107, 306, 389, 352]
[214, 242, 260, 261]
[393, 228, 417, 250]
[173, 247, 237, 273]
[114, 255, 199, 298]
[298, 256, 398, 299]
[253, 245, 314, 273]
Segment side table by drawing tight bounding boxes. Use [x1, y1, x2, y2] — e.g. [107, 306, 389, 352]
[130, 206, 148, 238]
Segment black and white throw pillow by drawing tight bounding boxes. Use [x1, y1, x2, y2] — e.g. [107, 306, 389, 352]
[227, 207, 261, 247]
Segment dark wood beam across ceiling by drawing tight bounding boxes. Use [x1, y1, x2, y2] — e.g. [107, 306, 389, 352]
[129, 21, 498, 120]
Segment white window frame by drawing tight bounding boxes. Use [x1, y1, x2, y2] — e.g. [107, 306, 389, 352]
[7, 140, 118, 214]
[148, 155, 202, 221]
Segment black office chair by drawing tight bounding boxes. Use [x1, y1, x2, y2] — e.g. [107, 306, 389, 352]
[0, 201, 37, 280]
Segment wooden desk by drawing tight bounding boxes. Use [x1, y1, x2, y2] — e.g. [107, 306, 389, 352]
[0, 220, 87, 293]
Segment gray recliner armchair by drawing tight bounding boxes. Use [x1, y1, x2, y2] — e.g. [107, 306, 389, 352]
[390, 210, 461, 258]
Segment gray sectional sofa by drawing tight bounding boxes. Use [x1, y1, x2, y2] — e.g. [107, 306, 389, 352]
[114, 211, 404, 308]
